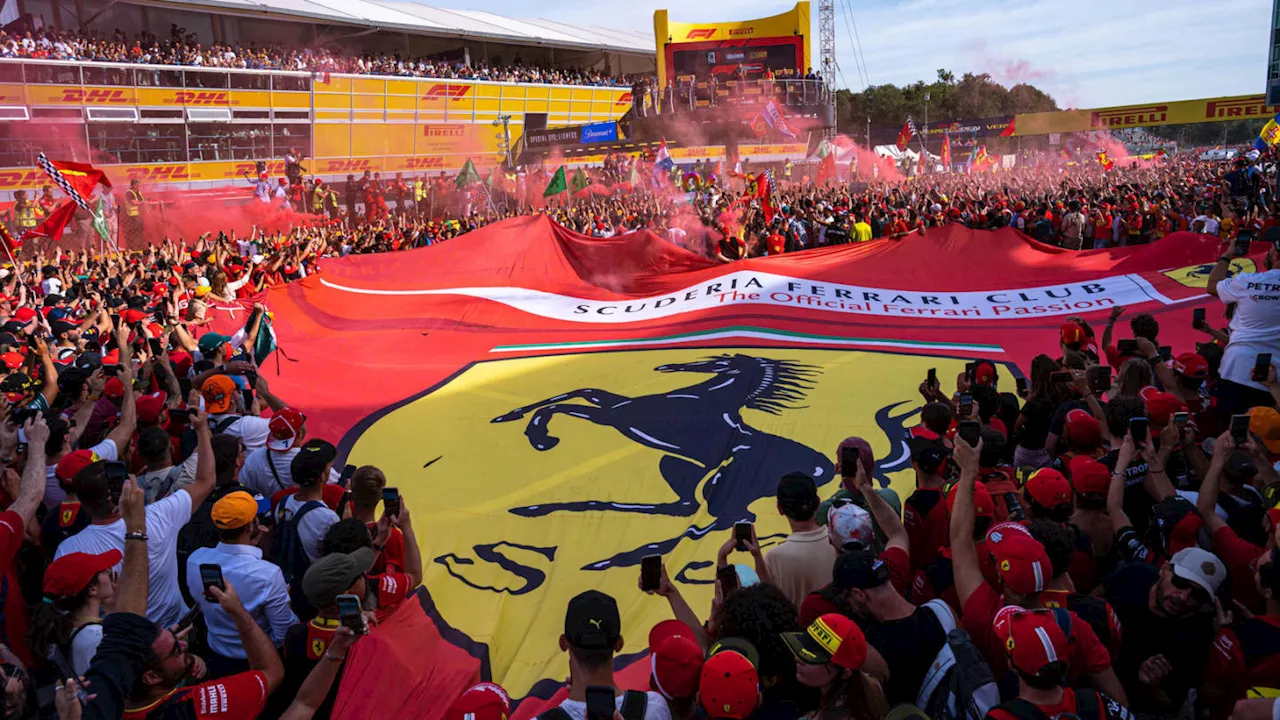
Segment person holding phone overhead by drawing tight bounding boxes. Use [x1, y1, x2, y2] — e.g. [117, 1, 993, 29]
[1207, 238, 1280, 416]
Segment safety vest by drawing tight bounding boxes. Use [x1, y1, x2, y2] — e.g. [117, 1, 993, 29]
[126, 189, 144, 217]
[14, 202, 37, 228]
[311, 190, 325, 212]
[414, 181, 427, 201]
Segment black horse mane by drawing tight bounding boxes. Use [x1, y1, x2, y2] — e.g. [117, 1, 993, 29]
[704, 354, 821, 415]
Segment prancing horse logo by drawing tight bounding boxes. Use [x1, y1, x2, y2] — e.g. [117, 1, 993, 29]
[492, 354, 836, 570]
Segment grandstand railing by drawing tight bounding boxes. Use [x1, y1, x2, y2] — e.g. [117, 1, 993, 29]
[630, 79, 831, 117]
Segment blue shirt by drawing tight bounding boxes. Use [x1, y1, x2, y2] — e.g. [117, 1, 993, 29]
[186, 542, 297, 658]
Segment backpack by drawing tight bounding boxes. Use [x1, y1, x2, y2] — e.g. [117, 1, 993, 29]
[537, 690, 648, 720]
[996, 688, 1134, 720]
[274, 500, 324, 620]
[917, 599, 1001, 720]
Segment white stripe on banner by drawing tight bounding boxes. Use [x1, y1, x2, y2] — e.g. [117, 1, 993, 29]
[320, 269, 1177, 325]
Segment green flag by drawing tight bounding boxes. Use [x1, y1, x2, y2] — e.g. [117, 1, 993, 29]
[570, 168, 590, 194]
[91, 196, 111, 245]
[543, 166, 567, 197]
[455, 159, 481, 189]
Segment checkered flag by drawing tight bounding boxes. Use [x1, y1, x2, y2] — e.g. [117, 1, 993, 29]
[37, 152, 92, 210]
[907, 117, 919, 139]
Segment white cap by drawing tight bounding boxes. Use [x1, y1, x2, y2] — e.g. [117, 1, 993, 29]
[1169, 547, 1226, 596]
[827, 501, 874, 551]
[251, 254, 265, 265]
[197, 277, 210, 287]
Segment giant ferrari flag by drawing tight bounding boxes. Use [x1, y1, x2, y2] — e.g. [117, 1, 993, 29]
[212, 219, 1256, 718]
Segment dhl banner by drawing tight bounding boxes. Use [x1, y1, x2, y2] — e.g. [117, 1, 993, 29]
[1015, 94, 1278, 136]
[654, 2, 811, 87]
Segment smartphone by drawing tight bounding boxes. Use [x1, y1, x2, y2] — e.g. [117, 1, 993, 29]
[716, 564, 740, 593]
[381, 486, 400, 518]
[335, 593, 367, 635]
[1129, 416, 1149, 443]
[585, 686, 617, 720]
[103, 462, 129, 504]
[733, 521, 753, 551]
[1118, 339, 1138, 356]
[1192, 307, 1206, 327]
[173, 604, 202, 634]
[1015, 377, 1028, 396]
[1173, 411, 1190, 426]
[1254, 353, 1273, 382]
[958, 420, 981, 447]
[1092, 366, 1113, 394]
[964, 361, 977, 381]
[927, 367, 937, 386]
[957, 392, 973, 417]
[1050, 371, 1072, 384]
[337, 463, 357, 488]
[147, 337, 163, 356]
[839, 446, 859, 477]
[1231, 413, 1252, 445]
[1235, 236, 1251, 257]
[102, 364, 121, 376]
[640, 554, 661, 592]
[1158, 346, 1173, 361]
[198, 564, 225, 603]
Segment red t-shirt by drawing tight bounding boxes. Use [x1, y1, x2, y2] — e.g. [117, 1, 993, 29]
[961, 582, 1110, 682]
[1204, 615, 1280, 720]
[903, 487, 949, 577]
[372, 571, 413, 622]
[367, 525, 404, 575]
[0, 510, 31, 665]
[1211, 525, 1265, 614]
[123, 671, 269, 719]
[988, 688, 1097, 720]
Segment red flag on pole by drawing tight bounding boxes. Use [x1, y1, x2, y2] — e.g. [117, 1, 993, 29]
[1097, 150, 1114, 171]
[940, 134, 952, 170]
[25, 200, 77, 243]
[999, 118, 1017, 137]
[895, 120, 913, 151]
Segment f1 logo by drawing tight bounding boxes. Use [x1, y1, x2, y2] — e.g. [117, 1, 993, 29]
[422, 85, 471, 101]
[686, 29, 716, 40]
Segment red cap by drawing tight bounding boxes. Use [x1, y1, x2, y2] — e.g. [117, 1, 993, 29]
[988, 531, 1050, 595]
[1063, 409, 1102, 448]
[649, 619, 704, 700]
[100, 349, 120, 366]
[268, 407, 306, 452]
[699, 641, 760, 720]
[1143, 390, 1187, 426]
[55, 449, 102, 483]
[995, 608, 1067, 675]
[1060, 323, 1086, 347]
[948, 480, 995, 519]
[136, 391, 168, 425]
[122, 308, 147, 325]
[43, 549, 121, 598]
[0, 352, 23, 370]
[444, 682, 510, 720]
[12, 307, 35, 323]
[1025, 468, 1073, 509]
[973, 362, 997, 387]
[169, 350, 193, 377]
[103, 377, 125, 402]
[1068, 455, 1111, 495]
[1172, 353, 1208, 380]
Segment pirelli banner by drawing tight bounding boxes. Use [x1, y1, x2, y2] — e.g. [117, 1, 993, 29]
[653, 2, 811, 89]
[1015, 95, 1278, 136]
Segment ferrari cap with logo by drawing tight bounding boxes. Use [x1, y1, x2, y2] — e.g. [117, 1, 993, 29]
[781, 613, 868, 670]
[564, 589, 621, 651]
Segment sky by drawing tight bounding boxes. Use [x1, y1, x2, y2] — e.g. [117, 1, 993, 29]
[436, 0, 1273, 109]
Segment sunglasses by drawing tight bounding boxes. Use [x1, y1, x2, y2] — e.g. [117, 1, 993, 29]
[1169, 573, 1210, 603]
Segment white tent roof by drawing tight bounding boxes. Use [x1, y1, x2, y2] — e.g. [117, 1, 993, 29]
[125, 0, 655, 54]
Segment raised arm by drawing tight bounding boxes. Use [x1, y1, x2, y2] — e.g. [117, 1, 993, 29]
[1196, 431, 1232, 536]
[280, 628, 356, 720]
[208, 582, 285, 692]
[394, 505, 422, 590]
[949, 436, 985, 609]
[185, 392, 216, 510]
[116, 477, 150, 616]
[854, 463, 907, 555]
[104, 364, 138, 453]
[11, 416, 50, 525]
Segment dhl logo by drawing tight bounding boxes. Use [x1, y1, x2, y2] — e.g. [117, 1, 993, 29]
[404, 157, 446, 170]
[615, 92, 633, 105]
[322, 159, 374, 172]
[1090, 105, 1167, 128]
[0, 170, 42, 188]
[728, 27, 754, 36]
[126, 166, 190, 181]
[60, 88, 129, 104]
[1205, 97, 1275, 120]
[423, 126, 467, 138]
[166, 91, 234, 105]
[685, 29, 717, 40]
[422, 85, 471, 101]
[224, 162, 285, 178]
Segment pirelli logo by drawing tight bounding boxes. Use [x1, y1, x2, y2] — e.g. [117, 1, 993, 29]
[1091, 105, 1167, 128]
[728, 27, 754, 36]
[422, 85, 470, 101]
[685, 29, 717, 40]
[60, 88, 128, 103]
[1204, 97, 1275, 120]
[424, 126, 466, 138]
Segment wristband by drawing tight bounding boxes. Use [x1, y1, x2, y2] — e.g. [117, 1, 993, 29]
[125, 531, 148, 542]
[323, 651, 347, 662]
[372, 543, 385, 552]
[1218, 255, 1233, 263]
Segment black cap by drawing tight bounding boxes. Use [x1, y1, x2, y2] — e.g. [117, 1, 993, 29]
[564, 590, 620, 651]
[290, 439, 337, 486]
[777, 473, 818, 506]
[74, 352, 103, 371]
[51, 320, 77, 338]
[910, 438, 950, 475]
[1224, 451, 1258, 482]
[831, 548, 892, 590]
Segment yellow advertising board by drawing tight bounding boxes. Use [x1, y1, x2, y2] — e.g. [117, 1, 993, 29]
[654, 2, 811, 88]
[1015, 94, 1278, 136]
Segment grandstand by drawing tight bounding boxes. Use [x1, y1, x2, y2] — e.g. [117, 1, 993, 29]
[0, 0, 657, 197]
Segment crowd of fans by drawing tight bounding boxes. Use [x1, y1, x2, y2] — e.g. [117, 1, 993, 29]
[0, 142, 1271, 719]
[0, 26, 637, 87]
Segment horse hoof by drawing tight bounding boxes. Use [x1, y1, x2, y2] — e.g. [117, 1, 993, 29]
[491, 410, 524, 423]
[530, 436, 560, 451]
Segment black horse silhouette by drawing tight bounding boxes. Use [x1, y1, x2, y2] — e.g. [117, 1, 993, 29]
[491, 353, 835, 569]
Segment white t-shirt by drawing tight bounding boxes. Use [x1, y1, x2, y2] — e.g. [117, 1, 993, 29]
[556, 692, 671, 720]
[281, 493, 338, 562]
[42, 278, 63, 295]
[239, 447, 341, 497]
[208, 414, 273, 452]
[44, 438, 118, 509]
[1216, 267, 1280, 390]
[70, 622, 103, 676]
[1193, 215, 1222, 236]
[54, 489, 193, 627]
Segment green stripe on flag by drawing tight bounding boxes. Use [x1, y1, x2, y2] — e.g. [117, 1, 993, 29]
[491, 326, 1002, 354]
